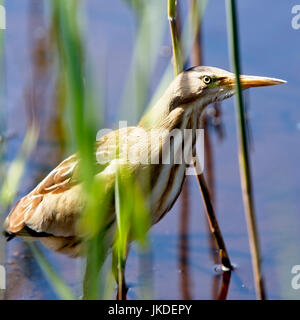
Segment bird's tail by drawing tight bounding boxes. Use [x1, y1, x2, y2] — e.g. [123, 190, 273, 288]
[2, 230, 15, 241]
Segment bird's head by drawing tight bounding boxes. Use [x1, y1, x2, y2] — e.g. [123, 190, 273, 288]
[169, 66, 286, 110]
[139, 66, 286, 130]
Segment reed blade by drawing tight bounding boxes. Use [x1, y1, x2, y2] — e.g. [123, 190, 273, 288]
[226, 0, 266, 300]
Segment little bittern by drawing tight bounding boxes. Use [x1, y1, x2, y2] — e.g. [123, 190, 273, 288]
[3, 66, 285, 296]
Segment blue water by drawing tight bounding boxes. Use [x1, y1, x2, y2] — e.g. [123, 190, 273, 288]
[2, 0, 300, 299]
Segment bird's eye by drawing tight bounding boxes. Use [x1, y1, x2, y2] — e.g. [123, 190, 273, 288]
[203, 76, 212, 84]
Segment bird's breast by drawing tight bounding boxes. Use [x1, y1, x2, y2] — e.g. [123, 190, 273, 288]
[149, 109, 200, 224]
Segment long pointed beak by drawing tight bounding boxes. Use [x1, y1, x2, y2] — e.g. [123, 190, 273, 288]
[240, 75, 286, 89]
[221, 75, 286, 89]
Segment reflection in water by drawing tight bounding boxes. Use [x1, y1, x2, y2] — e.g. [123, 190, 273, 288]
[179, 179, 192, 300]
[217, 271, 231, 300]
[5, 0, 66, 299]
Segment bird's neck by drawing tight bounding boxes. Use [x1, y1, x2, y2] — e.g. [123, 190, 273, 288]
[138, 88, 205, 132]
[138, 90, 205, 222]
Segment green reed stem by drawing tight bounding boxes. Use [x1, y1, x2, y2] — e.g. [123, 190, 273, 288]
[226, 0, 266, 299]
[168, 0, 182, 75]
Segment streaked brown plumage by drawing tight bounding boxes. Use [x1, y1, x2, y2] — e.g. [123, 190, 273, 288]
[3, 66, 285, 259]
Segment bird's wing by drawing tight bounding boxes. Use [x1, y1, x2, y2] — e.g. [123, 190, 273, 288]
[4, 153, 81, 235]
[4, 128, 133, 237]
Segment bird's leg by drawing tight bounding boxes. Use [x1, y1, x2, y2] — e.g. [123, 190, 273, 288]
[194, 160, 232, 270]
[112, 246, 129, 300]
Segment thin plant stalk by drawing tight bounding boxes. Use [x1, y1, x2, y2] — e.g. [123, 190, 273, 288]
[173, 2, 192, 300]
[226, 0, 266, 299]
[190, 0, 229, 298]
[168, 0, 232, 270]
[168, 0, 182, 75]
